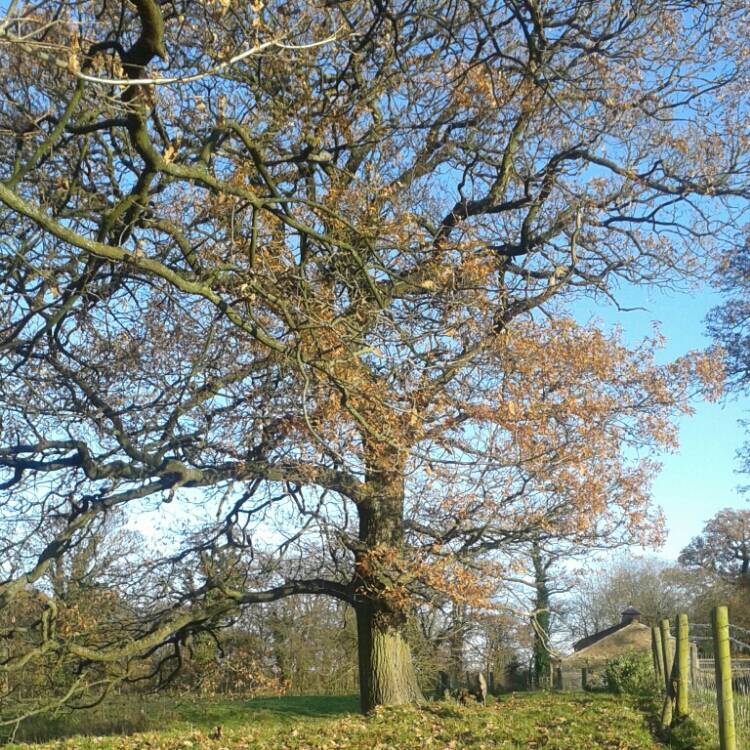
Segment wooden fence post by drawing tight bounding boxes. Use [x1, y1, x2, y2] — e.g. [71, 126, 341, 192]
[659, 617, 674, 728]
[652, 625, 664, 688]
[712, 606, 736, 750]
[676, 613, 689, 718]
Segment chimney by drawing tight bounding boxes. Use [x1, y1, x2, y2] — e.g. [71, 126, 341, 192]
[620, 606, 641, 625]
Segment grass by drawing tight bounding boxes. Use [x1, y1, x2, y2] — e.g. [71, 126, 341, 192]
[4, 691, 666, 750]
[3, 695, 358, 744]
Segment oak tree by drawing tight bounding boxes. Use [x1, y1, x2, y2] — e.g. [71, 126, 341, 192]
[0, 0, 748, 715]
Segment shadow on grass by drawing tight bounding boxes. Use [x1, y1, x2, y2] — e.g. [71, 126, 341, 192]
[5, 694, 360, 744]
[5, 702, 154, 745]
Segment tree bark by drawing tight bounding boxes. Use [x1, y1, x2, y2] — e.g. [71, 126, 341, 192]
[448, 601, 466, 688]
[354, 444, 423, 712]
[356, 602, 422, 712]
[531, 540, 551, 688]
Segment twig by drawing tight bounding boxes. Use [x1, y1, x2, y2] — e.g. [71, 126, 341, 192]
[75, 33, 343, 87]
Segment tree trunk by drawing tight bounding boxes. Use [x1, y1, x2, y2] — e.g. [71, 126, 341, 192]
[268, 612, 293, 688]
[448, 601, 466, 688]
[354, 444, 424, 712]
[356, 602, 422, 712]
[531, 540, 551, 689]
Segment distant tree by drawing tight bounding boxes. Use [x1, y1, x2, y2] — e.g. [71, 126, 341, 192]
[707, 245, 750, 483]
[529, 540, 554, 688]
[0, 512, 143, 706]
[523, 537, 660, 686]
[171, 595, 359, 697]
[679, 508, 750, 587]
[708, 244, 750, 392]
[0, 0, 747, 717]
[410, 599, 484, 690]
[682, 575, 750, 630]
[565, 558, 691, 641]
[446, 602, 469, 688]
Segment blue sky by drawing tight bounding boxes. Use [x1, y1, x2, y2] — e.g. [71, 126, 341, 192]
[577, 283, 750, 561]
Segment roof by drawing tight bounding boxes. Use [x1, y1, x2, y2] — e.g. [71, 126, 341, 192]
[572, 622, 628, 652]
[559, 621, 662, 668]
[571, 606, 642, 652]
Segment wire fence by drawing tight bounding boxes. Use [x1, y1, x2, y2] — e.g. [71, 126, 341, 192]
[667, 617, 750, 750]
[553, 609, 749, 749]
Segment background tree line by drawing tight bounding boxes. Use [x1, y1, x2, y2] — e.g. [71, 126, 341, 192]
[4, 505, 749, 706]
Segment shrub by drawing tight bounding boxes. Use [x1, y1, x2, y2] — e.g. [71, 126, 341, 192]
[667, 716, 716, 750]
[604, 653, 657, 697]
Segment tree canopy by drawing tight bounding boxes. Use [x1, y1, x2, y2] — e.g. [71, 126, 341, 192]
[679, 508, 750, 586]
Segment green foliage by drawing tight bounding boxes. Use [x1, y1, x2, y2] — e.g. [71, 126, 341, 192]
[667, 716, 717, 750]
[6, 692, 664, 750]
[605, 653, 658, 697]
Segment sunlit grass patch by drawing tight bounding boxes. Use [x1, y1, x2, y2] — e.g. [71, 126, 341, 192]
[6, 691, 664, 750]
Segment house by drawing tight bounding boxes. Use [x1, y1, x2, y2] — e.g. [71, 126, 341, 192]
[555, 607, 660, 688]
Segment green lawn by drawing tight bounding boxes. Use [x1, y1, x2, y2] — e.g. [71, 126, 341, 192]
[5, 692, 665, 750]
